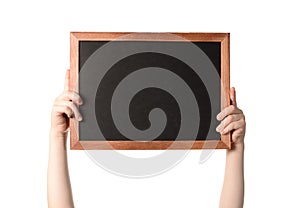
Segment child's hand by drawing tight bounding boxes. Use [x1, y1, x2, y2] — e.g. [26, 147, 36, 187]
[51, 70, 83, 138]
[216, 87, 246, 149]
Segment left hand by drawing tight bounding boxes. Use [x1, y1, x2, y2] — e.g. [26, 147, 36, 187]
[50, 70, 83, 140]
[216, 87, 246, 148]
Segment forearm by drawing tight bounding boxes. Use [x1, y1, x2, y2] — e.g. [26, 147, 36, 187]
[219, 143, 244, 208]
[47, 130, 74, 208]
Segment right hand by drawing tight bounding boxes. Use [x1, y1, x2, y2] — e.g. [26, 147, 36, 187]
[51, 70, 83, 138]
[216, 87, 246, 150]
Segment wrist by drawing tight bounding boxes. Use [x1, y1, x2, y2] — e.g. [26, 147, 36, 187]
[49, 128, 68, 143]
[230, 141, 244, 152]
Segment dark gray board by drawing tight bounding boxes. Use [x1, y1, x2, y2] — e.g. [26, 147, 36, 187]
[78, 41, 221, 141]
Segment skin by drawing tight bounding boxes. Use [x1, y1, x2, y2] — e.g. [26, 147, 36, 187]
[47, 70, 246, 208]
[47, 70, 82, 208]
[218, 87, 246, 208]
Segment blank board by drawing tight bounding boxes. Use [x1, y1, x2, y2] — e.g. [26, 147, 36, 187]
[69, 32, 231, 150]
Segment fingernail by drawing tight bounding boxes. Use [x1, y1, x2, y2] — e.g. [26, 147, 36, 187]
[216, 122, 221, 130]
[216, 125, 223, 132]
[78, 115, 83, 121]
[216, 113, 221, 121]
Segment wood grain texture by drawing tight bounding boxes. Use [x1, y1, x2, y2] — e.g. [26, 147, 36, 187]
[220, 33, 231, 149]
[71, 140, 230, 150]
[70, 32, 231, 150]
[70, 33, 79, 148]
[71, 32, 228, 42]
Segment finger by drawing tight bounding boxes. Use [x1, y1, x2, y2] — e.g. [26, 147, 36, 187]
[56, 91, 83, 105]
[221, 119, 245, 135]
[230, 87, 237, 107]
[216, 114, 242, 133]
[57, 101, 82, 121]
[52, 105, 73, 118]
[231, 128, 245, 143]
[64, 69, 70, 91]
[216, 105, 243, 121]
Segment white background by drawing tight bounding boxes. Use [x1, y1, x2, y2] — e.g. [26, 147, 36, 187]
[0, 0, 299, 207]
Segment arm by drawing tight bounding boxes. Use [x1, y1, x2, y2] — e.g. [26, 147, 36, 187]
[218, 87, 246, 208]
[47, 70, 83, 208]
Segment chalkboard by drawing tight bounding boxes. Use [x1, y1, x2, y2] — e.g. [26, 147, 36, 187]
[70, 32, 231, 150]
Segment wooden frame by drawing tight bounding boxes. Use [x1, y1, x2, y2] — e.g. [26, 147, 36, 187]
[70, 32, 231, 150]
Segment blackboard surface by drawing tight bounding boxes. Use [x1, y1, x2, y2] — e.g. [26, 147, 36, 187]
[70, 32, 230, 150]
[79, 41, 220, 141]
[79, 41, 220, 74]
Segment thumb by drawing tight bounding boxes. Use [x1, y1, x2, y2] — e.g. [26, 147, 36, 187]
[64, 69, 70, 91]
[230, 87, 237, 107]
